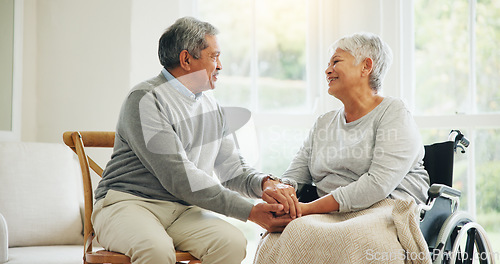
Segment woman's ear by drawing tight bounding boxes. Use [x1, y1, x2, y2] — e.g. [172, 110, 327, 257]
[179, 50, 191, 71]
[362, 57, 373, 76]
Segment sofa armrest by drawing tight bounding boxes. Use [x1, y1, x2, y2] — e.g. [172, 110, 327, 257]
[0, 213, 8, 263]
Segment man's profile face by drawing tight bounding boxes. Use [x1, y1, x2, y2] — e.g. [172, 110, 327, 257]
[187, 35, 222, 93]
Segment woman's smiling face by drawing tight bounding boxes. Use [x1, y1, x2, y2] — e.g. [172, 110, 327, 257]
[325, 48, 364, 98]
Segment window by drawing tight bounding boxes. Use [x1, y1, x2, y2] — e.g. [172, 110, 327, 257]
[413, 0, 500, 254]
[197, 0, 311, 113]
[197, 0, 322, 177]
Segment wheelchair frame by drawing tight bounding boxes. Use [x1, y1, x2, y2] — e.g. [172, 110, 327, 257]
[419, 131, 495, 264]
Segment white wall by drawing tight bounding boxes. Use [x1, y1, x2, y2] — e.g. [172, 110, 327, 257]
[40, 0, 131, 143]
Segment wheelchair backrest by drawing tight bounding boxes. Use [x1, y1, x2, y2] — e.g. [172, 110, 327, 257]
[423, 141, 455, 187]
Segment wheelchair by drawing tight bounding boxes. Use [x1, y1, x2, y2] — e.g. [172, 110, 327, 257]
[296, 130, 495, 264]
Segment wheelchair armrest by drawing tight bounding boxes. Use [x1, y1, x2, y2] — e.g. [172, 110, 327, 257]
[296, 183, 319, 203]
[0, 213, 8, 263]
[428, 183, 461, 199]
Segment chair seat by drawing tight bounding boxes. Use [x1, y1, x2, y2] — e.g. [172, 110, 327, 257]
[86, 250, 131, 263]
[175, 250, 200, 261]
[86, 249, 199, 263]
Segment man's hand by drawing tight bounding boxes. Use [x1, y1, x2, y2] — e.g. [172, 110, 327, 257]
[262, 179, 301, 219]
[248, 203, 293, 233]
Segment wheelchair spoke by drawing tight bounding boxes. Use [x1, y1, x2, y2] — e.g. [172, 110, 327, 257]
[457, 244, 464, 264]
[464, 228, 476, 264]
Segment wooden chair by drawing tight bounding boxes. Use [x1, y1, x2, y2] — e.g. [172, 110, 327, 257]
[63, 131, 200, 264]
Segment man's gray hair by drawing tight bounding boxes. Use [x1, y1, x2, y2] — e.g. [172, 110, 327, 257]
[158, 17, 219, 69]
[330, 32, 393, 92]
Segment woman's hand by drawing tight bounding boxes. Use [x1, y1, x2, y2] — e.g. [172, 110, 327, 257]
[274, 196, 340, 218]
[262, 180, 302, 219]
[299, 195, 339, 215]
[274, 202, 311, 217]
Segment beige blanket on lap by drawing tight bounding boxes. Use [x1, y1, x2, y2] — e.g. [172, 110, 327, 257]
[254, 199, 431, 264]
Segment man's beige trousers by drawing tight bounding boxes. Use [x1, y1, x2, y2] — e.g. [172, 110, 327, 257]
[92, 190, 247, 264]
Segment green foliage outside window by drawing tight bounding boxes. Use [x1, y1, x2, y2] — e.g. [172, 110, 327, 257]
[199, 0, 308, 113]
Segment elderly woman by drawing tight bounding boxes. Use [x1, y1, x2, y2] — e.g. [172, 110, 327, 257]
[256, 33, 431, 264]
[281, 32, 429, 215]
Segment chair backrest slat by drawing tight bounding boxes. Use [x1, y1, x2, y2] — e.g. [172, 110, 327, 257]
[63, 131, 115, 258]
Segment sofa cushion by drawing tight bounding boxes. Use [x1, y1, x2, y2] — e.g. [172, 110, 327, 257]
[0, 142, 83, 247]
[7, 245, 83, 264]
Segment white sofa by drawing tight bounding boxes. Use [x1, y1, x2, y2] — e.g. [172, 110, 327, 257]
[0, 141, 84, 264]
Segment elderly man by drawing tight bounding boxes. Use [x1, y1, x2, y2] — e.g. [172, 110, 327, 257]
[91, 17, 298, 264]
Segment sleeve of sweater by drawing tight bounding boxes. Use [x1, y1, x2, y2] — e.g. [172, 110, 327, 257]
[332, 101, 424, 212]
[280, 120, 316, 185]
[214, 134, 267, 198]
[119, 89, 255, 221]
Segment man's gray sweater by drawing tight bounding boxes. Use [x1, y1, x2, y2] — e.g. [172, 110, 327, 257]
[94, 72, 266, 221]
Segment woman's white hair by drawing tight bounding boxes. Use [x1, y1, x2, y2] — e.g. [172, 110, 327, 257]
[330, 32, 393, 92]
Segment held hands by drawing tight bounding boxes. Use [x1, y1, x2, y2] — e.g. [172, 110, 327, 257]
[248, 203, 293, 233]
[259, 177, 339, 226]
[254, 177, 318, 232]
[261, 179, 302, 219]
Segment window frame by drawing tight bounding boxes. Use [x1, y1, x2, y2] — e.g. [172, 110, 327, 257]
[0, 0, 23, 142]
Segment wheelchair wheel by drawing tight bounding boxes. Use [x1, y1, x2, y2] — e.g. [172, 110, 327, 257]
[432, 211, 495, 264]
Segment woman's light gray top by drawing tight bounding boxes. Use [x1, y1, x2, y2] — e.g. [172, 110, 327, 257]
[282, 97, 430, 212]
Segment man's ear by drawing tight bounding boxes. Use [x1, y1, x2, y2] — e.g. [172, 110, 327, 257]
[179, 50, 191, 71]
[361, 57, 373, 76]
